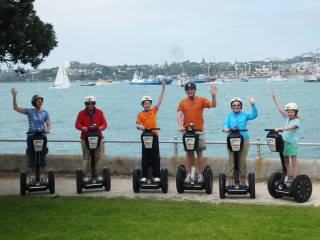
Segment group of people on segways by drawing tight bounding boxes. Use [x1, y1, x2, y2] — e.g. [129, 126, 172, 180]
[11, 83, 312, 202]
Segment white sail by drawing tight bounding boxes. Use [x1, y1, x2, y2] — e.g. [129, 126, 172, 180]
[51, 60, 70, 89]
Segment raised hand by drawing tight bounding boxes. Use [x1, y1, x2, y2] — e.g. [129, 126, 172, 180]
[248, 96, 255, 104]
[210, 84, 217, 96]
[11, 88, 17, 96]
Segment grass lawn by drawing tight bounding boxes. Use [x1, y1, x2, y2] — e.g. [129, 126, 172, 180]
[0, 196, 319, 240]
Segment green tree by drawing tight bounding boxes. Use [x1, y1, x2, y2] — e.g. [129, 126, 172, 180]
[0, 0, 57, 73]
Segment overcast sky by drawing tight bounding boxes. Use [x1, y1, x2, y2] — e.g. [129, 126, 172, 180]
[34, 0, 320, 68]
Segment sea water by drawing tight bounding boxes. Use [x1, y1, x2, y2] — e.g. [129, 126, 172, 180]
[0, 79, 319, 159]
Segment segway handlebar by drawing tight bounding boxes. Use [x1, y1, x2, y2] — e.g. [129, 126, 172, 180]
[264, 129, 283, 132]
[26, 130, 48, 135]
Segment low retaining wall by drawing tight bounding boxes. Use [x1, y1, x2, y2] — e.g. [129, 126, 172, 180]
[1, 154, 319, 179]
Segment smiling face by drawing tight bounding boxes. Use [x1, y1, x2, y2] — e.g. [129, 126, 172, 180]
[231, 101, 242, 113]
[286, 109, 297, 119]
[34, 98, 43, 109]
[85, 101, 96, 110]
[185, 87, 196, 98]
[142, 100, 152, 111]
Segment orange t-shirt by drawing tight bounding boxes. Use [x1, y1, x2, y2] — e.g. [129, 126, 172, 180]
[136, 107, 158, 135]
[177, 96, 211, 130]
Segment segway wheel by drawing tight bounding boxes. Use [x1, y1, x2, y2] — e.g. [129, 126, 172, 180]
[20, 171, 27, 196]
[219, 173, 226, 199]
[133, 168, 141, 193]
[102, 168, 111, 191]
[176, 165, 186, 194]
[291, 175, 312, 203]
[160, 168, 168, 193]
[248, 172, 255, 199]
[48, 170, 55, 194]
[267, 172, 282, 199]
[203, 166, 213, 194]
[75, 169, 83, 194]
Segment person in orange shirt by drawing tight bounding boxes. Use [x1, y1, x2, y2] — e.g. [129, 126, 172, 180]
[136, 83, 166, 183]
[177, 82, 217, 184]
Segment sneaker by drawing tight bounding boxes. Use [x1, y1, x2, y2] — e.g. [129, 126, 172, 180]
[40, 175, 47, 185]
[184, 174, 192, 184]
[227, 182, 235, 188]
[140, 177, 147, 183]
[29, 176, 35, 185]
[284, 175, 288, 184]
[153, 177, 160, 183]
[239, 183, 247, 189]
[97, 176, 103, 182]
[197, 175, 204, 184]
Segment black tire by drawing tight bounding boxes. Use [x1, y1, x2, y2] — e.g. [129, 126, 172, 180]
[160, 168, 168, 193]
[176, 165, 186, 194]
[267, 172, 283, 199]
[219, 173, 226, 199]
[102, 168, 111, 191]
[48, 170, 55, 194]
[20, 171, 27, 196]
[248, 172, 255, 199]
[133, 168, 141, 193]
[75, 169, 83, 194]
[203, 166, 213, 194]
[291, 175, 312, 203]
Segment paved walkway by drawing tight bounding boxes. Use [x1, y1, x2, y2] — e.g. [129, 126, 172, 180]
[0, 174, 319, 206]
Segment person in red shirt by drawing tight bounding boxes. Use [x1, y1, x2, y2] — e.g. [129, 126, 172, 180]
[177, 82, 217, 184]
[75, 96, 107, 176]
[136, 83, 165, 183]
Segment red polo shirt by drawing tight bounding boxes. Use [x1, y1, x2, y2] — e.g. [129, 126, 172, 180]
[75, 108, 107, 140]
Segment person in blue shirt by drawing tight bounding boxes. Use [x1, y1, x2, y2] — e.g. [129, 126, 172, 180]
[11, 88, 51, 183]
[272, 90, 301, 182]
[223, 96, 258, 188]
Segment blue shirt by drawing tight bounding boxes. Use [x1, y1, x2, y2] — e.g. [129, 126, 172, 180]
[223, 104, 258, 140]
[283, 117, 301, 144]
[24, 108, 50, 132]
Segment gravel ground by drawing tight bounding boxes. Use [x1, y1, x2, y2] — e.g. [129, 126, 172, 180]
[0, 174, 319, 206]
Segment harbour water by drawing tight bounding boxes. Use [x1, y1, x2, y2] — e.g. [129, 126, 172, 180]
[0, 79, 319, 159]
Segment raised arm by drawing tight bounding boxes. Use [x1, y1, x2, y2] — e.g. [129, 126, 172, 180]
[210, 84, 217, 108]
[155, 82, 166, 109]
[11, 88, 25, 114]
[271, 90, 287, 117]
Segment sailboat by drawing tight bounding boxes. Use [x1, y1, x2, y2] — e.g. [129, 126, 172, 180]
[50, 60, 70, 89]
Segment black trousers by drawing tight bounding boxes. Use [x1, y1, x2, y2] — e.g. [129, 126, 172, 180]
[141, 135, 160, 178]
[26, 135, 48, 168]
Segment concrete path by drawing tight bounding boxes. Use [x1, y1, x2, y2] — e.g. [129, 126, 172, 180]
[0, 174, 319, 206]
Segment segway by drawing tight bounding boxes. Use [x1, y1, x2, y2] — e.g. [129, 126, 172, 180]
[20, 131, 55, 195]
[175, 123, 213, 194]
[265, 129, 312, 203]
[133, 128, 168, 193]
[75, 125, 111, 194]
[219, 128, 255, 199]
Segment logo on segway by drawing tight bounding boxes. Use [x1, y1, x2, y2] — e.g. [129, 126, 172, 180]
[33, 139, 44, 152]
[88, 136, 99, 149]
[142, 136, 154, 149]
[230, 138, 241, 152]
[266, 138, 277, 152]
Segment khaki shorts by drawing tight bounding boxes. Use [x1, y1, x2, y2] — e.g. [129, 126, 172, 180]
[195, 132, 206, 152]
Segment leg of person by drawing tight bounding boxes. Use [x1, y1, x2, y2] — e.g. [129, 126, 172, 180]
[40, 136, 48, 179]
[27, 135, 35, 176]
[195, 133, 206, 183]
[291, 155, 298, 178]
[151, 136, 160, 180]
[81, 140, 90, 174]
[141, 142, 148, 182]
[239, 140, 249, 187]
[94, 142, 103, 174]
[227, 149, 235, 187]
[184, 151, 193, 183]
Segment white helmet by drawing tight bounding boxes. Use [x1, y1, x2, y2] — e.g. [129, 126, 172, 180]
[285, 102, 298, 111]
[84, 96, 96, 103]
[230, 97, 243, 107]
[141, 96, 152, 105]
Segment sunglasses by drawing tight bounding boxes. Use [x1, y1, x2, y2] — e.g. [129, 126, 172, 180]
[232, 104, 241, 107]
[85, 102, 96, 106]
